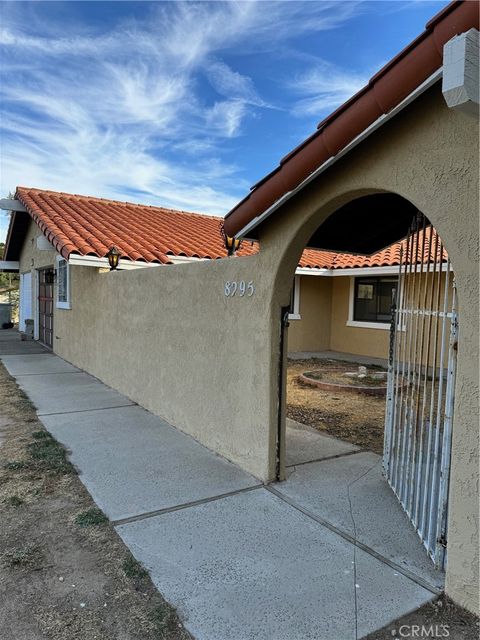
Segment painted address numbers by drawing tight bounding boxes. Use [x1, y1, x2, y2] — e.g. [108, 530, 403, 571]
[224, 280, 255, 297]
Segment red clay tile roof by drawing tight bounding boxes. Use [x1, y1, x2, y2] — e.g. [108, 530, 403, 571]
[298, 227, 447, 270]
[298, 248, 337, 270]
[12, 187, 446, 270]
[15, 187, 257, 264]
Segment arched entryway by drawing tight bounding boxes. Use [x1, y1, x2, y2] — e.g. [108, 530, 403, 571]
[266, 190, 459, 592]
[220, 81, 477, 612]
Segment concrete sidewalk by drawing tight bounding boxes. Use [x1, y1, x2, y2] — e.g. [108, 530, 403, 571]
[0, 331, 442, 640]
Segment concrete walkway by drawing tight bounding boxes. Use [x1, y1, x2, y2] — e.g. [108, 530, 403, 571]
[0, 331, 443, 640]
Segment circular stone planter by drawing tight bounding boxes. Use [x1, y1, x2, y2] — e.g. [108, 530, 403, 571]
[299, 370, 388, 397]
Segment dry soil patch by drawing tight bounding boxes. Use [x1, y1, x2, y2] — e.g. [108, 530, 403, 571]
[287, 358, 386, 454]
[0, 361, 192, 640]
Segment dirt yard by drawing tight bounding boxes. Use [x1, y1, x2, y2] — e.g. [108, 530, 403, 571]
[0, 361, 191, 640]
[365, 593, 479, 640]
[286, 358, 387, 454]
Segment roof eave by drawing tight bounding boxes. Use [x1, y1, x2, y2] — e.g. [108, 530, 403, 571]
[223, 0, 479, 238]
[234, 68, 442, 242]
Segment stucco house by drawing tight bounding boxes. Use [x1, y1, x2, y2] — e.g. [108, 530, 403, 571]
[1, 187, 448, 362]
[0, 0, 478, 615]
[0, 187, 258, 348]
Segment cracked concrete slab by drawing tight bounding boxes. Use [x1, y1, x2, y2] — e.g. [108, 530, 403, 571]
[41, 404, 259, 521]
[116, 488, 434, 640]
[275, 452, 444, 590]
[286, 418, 359, 466]
[1, 354, 80, 376]
[14, 371, 134, 415]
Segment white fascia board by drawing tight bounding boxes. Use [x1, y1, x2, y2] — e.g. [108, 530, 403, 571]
[0, 198, 27, 212]
[296, 262, 450, 277]
[0, 261, 19, 271]
[169, 255, 207, 264]
[295, 266, 399, 277]
[236, 68, 443, 241]
[68, 254, 207, 269]
[68, 255, 160, 270]
[295, 267, 332, 277]
[331, 266, 401, 277]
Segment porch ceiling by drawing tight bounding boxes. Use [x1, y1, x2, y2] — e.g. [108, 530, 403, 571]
[305, 193, 420, 254]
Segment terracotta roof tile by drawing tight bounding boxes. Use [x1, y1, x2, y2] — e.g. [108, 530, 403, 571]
[298, 227, 447, 270]
[15, 187, 257, 263]
[14, 187, 447, 270]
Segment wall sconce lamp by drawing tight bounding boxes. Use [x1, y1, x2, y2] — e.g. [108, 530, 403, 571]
[106, 246, 120, 271]
[225, 235, 242, 257]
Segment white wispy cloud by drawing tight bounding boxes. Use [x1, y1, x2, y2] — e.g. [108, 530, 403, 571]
[205, 60, 283, 112]
[0, 0, 364, 230]
[205, 100, 248, 139]
[288, 61, 371, 118]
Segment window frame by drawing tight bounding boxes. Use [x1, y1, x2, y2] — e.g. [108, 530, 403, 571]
[347, 275, 397, 330]
[288, 275, 301, 321]
[55, 255, 71, 310]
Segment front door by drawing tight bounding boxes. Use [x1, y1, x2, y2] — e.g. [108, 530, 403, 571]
[38, 268, 54, 348]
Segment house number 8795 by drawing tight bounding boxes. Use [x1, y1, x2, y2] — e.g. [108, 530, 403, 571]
[224, 280, 255, 297]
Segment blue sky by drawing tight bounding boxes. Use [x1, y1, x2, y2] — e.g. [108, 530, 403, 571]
[0, 0, 448, 242]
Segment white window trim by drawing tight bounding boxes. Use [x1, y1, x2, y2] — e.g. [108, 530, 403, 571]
[347, 276, 391, 331]
[56, 256, 71, 310]
[288, 275, 301, 321]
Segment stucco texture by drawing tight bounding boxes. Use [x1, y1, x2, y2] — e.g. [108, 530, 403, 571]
[17, 82, 478, 613]
[53, 256, 277, 483]
[327, 272, 453, 363]
[329, 276, 389, 359]
[287, 275, 332, 352]
[259, 84, 478, 613]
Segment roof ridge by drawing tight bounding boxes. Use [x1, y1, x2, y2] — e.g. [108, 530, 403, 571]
[15, 186, 222, 221]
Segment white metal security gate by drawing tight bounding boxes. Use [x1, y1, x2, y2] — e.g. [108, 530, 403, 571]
[383, 213, 457, 570]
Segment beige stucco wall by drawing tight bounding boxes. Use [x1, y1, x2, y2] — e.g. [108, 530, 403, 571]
[287, 275, 332, 352]
[329, 276, 389, 359]
[19, 219, 57, 274]
[16, 82, 478, 612]
[259, 84, 478, 612]
[327, 271, 454, 363]
[52, 255, 278, 483]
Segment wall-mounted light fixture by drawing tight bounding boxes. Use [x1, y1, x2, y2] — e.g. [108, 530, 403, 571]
[225, 235, 242, 257]
[106, 246, 120, 271]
